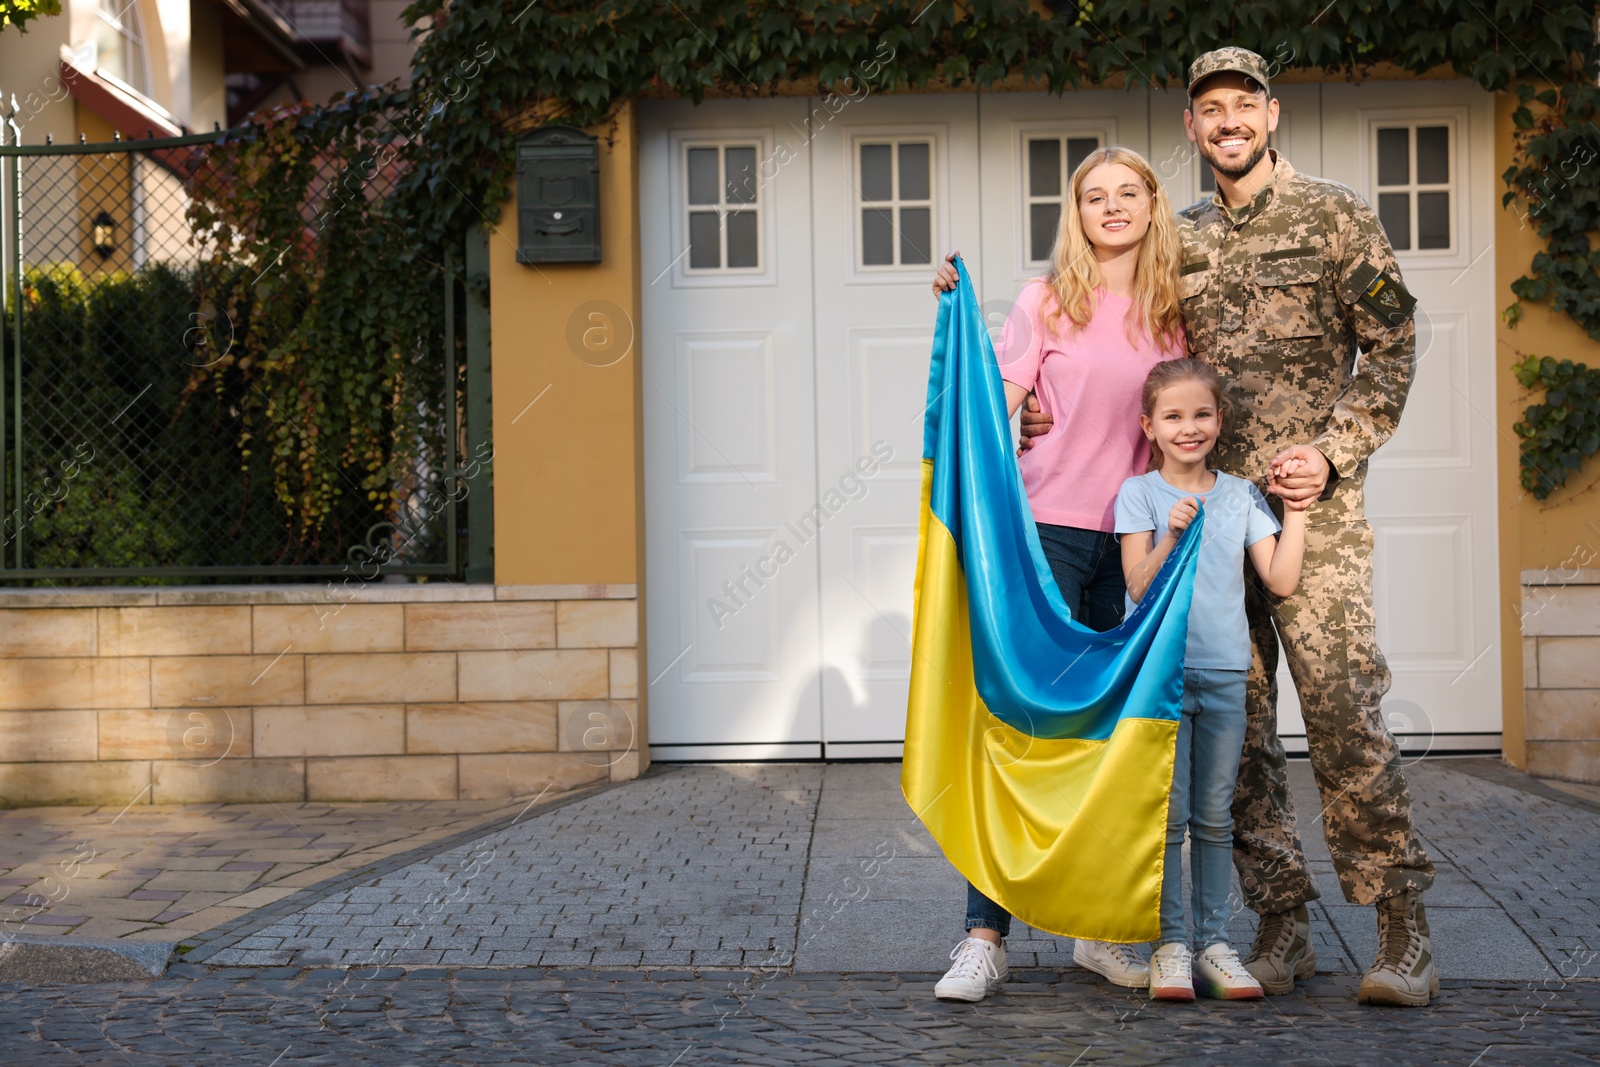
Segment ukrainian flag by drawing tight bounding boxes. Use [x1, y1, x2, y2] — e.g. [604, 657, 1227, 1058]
[902, 257, 1202, 943]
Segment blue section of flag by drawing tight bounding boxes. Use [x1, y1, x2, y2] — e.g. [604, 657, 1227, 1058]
[921, 256, 1201, 740]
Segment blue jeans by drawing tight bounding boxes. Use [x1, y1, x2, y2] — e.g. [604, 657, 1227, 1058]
[965, 523, 1125, 937]
[1160, 668, 1249, 948]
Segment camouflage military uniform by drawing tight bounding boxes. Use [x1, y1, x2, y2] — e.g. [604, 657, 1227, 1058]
[1178, 152, 1436, 911]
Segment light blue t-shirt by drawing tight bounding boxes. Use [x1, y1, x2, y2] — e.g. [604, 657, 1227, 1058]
[1113, 470, 1281, 670]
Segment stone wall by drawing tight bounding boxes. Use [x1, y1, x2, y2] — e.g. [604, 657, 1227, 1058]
[1521, 568, 1600, 783]
[0, 584, 640, 806]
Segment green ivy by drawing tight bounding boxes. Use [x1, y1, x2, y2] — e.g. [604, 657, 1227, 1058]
[394, 0, 1599, 255]
[1502, 82, 1600, 341]
[240, 1, 1600, 525]
[190, 94, 452, 547]
[1512, 354, 1600, 500]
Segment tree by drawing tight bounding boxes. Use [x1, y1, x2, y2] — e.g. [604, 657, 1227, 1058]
[1, 0, 63, 34]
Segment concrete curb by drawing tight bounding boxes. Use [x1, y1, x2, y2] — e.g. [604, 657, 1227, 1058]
[0, 935, 176, 983]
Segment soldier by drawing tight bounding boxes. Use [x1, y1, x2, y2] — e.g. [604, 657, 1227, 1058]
[1015, 47, 1439, 1006]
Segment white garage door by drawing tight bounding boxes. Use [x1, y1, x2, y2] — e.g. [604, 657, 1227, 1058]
[643, 82, 1500, 760]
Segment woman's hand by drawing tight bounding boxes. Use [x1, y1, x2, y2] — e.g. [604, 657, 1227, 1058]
[931, 251, 960, 297]
[1167, 496, 1200, 535]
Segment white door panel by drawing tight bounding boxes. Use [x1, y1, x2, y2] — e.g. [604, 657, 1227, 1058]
[641, 99, 824, 754]
[811, 94, 982, 753]
[1293, 80, 1500, 752]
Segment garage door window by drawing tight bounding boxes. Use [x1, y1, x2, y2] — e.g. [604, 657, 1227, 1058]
[685, 143, 761, 273]
[1023, 135, 1101, 265]
[1373, 123, 1455, 253]
[857, 139, 935, 269]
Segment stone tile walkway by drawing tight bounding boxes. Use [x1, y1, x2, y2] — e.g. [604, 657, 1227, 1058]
[0, 793, 580, 946]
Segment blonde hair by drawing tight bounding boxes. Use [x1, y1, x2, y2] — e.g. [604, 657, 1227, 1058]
[1041, 146, 1184, 350]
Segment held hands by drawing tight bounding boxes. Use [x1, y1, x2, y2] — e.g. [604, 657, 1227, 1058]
[1167, 496, 1201, 536]
[1273, 457, 1315, 513]
[1268, 444, 1330, 509]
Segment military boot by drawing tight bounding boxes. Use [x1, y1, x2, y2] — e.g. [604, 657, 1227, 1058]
[1357, 889, 1438, 1006]
[1243, 902, 1316, 995]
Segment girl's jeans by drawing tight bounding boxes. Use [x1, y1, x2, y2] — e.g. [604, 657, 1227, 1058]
[964, 523, 1124, 938]
[1160, 667, 1249, 948]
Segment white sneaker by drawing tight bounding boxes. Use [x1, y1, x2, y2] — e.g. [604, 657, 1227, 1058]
[1072, 940, 1150, 988]
[934, 937, 1007, 1002]
[1148, 942, 1195, 1002]
[1195, 942, 1265, 1000]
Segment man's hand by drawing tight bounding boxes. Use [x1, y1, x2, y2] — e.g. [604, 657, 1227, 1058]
[1167, 496, 1201, 536]
[931, 251, 960, 297]
[1268, 444, 1331, 505]
[1019, 393, 1052, 451]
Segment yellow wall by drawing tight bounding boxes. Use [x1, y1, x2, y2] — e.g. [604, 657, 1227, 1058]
[1493, 88, 1600, 768]
[489, 101, 643, 587]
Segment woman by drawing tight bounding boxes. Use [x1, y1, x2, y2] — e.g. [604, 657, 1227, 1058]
[928, 146, 1186, 1002]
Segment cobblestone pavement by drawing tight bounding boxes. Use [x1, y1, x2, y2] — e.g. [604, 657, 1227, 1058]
[2, 968, 1596, 1065]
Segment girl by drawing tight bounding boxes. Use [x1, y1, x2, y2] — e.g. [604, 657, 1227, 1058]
[1115, 358, 1308, 1001]
[928, 146, 1184, 1002]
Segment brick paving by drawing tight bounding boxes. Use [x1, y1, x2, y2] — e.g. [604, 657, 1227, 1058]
[192, 760, 1598, 982]
[200, 764, 822, 969]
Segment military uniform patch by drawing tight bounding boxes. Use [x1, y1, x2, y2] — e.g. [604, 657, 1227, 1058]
[1349, 262, 1417, 325]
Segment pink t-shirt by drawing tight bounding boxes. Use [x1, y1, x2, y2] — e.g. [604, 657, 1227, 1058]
[996, 279, 1184, 532]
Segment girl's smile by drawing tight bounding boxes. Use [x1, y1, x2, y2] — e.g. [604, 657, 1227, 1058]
[1140, 378, 1221, 488]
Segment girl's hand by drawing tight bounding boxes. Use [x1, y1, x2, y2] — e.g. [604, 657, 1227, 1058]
[1273, 456, 1306, 479]
[931, 251, 960, 297]
[1167, 496, 1200, 535]
[1267, 444, 1331, 504]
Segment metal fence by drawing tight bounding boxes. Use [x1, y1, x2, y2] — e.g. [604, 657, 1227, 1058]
[0, 118, 491, 583]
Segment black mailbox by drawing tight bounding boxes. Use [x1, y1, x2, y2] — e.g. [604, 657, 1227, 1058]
[516, 126, 601, 263]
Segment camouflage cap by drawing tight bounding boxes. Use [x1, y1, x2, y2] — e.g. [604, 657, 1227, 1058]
[1187, 46, 1272, 96]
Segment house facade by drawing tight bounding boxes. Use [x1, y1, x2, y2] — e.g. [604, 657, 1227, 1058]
[1, 13, 1594, 802]
[491, 70, 1600, 783]
[0, 0, 414, 144]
